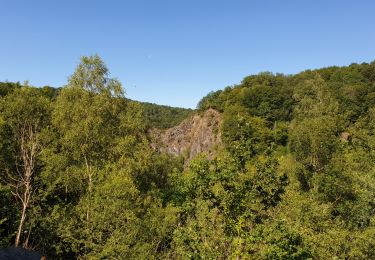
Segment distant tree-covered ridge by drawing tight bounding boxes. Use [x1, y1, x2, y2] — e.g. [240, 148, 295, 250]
[139, 101, 194, 129]
[1, 56, 375, 259]
[0, 81, 193, 130]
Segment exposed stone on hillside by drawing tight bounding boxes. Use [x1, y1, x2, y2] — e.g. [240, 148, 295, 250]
[150, 108, 222, 161]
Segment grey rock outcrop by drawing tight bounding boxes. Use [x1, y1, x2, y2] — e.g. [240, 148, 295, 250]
[150, 109, 222, 162]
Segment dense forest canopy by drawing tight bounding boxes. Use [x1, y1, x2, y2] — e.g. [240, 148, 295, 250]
[1, 56, 375, 259]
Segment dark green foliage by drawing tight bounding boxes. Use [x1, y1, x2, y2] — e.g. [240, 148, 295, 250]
[197, 89, 224, 111]
[221, 105, 274, 166]
[198, 72, 294, 122]
[252, 222, 312, 259]
[0, 82, 22, 97]
[140, 101, 193, 129]
[0, 184, 17, 248]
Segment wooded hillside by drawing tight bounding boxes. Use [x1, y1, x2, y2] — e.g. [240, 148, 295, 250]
[1, 56, 375, 259]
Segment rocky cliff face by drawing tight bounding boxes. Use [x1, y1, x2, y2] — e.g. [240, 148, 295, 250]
[150, 108, 222, 161]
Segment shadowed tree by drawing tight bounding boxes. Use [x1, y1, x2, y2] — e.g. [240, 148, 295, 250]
[0, 87, 50, 247]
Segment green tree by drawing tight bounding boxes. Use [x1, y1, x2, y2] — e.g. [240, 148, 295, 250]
[289, 76, 340, 174]
[221, 105, 274, 166]
[0, 87, 51, 247]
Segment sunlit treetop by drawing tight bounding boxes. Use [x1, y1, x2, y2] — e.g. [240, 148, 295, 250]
[68, 55, 124, 97]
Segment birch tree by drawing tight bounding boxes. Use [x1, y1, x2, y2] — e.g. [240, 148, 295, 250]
[51, 55, 125, 226]
[0, 87, 50, 247]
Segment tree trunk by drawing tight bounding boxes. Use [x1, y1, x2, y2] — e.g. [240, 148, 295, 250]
[84, 155, 92, 221]
[13, 123, 38, 247]
[15, 179, 31, 247]
[15, 203, 27, 247]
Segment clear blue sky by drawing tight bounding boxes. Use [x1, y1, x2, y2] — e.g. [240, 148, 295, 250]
[1, 0, 375, 108]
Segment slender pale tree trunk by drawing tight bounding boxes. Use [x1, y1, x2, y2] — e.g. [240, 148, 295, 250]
[84, 155, 93, 221]
[13, 123, 39, 247]
[15, 196, 29, 247]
